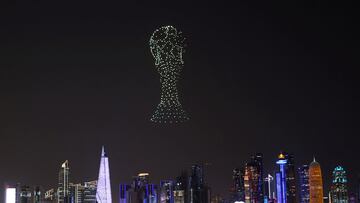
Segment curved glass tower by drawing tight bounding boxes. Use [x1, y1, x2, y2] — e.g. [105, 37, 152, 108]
[309, 158, 324, 203]
[330, 166, 348, 203]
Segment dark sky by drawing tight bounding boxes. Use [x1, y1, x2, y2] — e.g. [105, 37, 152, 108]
[0, 0, 358, 201]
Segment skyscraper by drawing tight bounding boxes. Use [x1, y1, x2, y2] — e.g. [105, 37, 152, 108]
[232, 168, 245, 202]
[19, 185, 32, 203]
[276, 152, 287, 203]
[285, 154, 297, 203]
[96, 146, 112, 203]
[5, 186, 16, 203]
[264, 174, 274, 203]
[309, 158, 324, 203]
[58, 160, 70, 203]
[189, 164, 210, 203]
[119, 184, 130, 203]
[174, 171, 188, 203]
[298, 165, 310, 203]
[189, 165, 204, 203]
[330, 166, 348, 203]
[160, 180, 174, 203]
[253, 153, 264, 203]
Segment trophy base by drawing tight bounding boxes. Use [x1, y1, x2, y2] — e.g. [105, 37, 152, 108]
[150, 104, 189, 123]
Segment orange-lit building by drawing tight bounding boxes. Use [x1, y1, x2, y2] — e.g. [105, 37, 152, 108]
[309, 158, 324, 203]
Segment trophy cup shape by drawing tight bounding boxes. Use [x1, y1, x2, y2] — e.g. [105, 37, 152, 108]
[149, 25, 189, 123]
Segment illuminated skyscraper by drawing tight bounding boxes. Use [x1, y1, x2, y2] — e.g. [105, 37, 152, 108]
[285, 154, 297, 203]
[189, 164, 210, 203]
[298, 165, 310, 203]
[276, 152, 287, 203]
[253, 153, 264, 203]
[232, 168, 245, 202]
[119, 184, 130, 203]
[174, 171, 188, 203]
[309, 158, 324, 203]
[5, 186, 16, 203]
[19, 185, 32, 203]
[33, 186, 41, 203]
[264, 174, 275, 203]
[330, 166, 348, 203]
[244, 162, 260, 203]
[96, 146, 112, 203]
[160, 180, 174, 203]
[58, 160, 70, 203]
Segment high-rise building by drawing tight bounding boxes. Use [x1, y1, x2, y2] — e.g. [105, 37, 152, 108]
[96, 146, 112, 203]
[19, 185, 32, 203]
[244, 162, 260, 203]
[189, 164, 210, 203]
[285, 154, 297, 203]
[330, 166, 348, 203]
[309, 158, 324, 203]
[174, 171, 188, 203]
[119, 184, 130, 203]
[276, 152, 287, 203]
[5, 186, 16, 203]
[298, 165, 310, 203]
[58, 160, 70, 203]
[253, 153, 264, 203]
[45, 188, 57, 202]
[33, 186, 41, 203]
[189, 165, 204, 203]
[160, 180, 174, 203]
[145, 184, 158, 203]
[83, 181, 97, 203]
[232, 168, 245, 202]
[264, 174, 275, 203]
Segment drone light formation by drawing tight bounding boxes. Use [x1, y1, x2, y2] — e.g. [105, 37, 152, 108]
[149, 25, 189, 123]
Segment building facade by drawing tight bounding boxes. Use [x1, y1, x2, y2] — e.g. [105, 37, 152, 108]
[298, 165, 310, 203]
[330, 166, 348, 203]
[96, 146, 112, 203]
[58, 160, 70, 203]
[309, 158, 324, 203]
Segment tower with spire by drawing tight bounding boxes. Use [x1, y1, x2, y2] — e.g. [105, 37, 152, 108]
[96, 146, 112, 203]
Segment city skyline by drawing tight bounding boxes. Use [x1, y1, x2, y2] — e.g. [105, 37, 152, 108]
[0, 0, 358, 202]
[2, 148, 359, 203]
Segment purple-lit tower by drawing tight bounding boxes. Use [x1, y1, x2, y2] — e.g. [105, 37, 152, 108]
[276, 152, 287, 203]
[96, 146, 112, 203]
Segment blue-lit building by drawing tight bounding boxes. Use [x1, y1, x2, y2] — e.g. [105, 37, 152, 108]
[160, 180, 174, 203]
[298, 165, 310, 203]
[119, 184, 131, 203]
[276, 153, 287, 203]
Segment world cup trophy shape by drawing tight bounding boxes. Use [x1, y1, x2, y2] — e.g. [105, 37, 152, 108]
[149, 25, 189, 123]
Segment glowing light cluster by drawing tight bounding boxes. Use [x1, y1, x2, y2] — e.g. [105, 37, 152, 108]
[149, 25, 189, 123]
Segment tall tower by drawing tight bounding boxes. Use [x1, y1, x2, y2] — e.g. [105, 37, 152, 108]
[286, 154, 297, 203]
[96, 146, 112, 203]
[58, 160, 70, 203]
[160, 180, 174, 203]
[253, 153, 264, 203]
[232, 168, 245, 202]
[298, 165, 310, 203]
[276, 152, 287, 203]
[330, 166, 348, 203]
[309, 158, 324, 203]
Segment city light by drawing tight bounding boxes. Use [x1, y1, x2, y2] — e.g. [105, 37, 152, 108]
[6, 188, 16, 203]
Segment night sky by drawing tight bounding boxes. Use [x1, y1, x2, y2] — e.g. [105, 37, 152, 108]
[0, 0, 358, 201]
